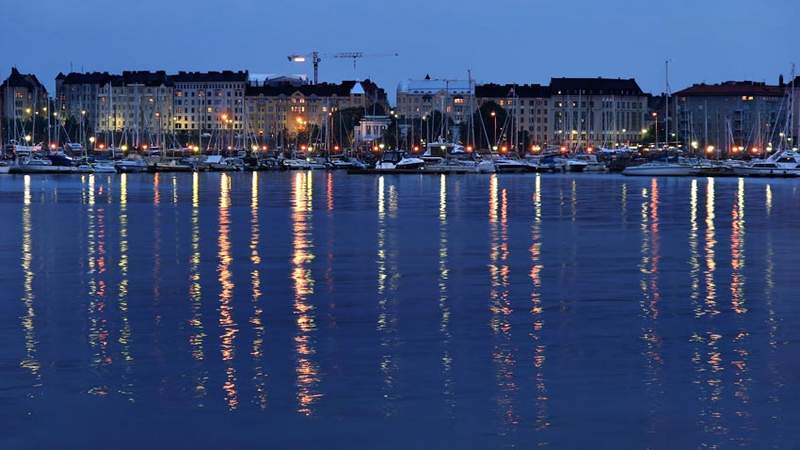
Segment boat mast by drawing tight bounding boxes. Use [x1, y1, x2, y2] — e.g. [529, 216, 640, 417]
[467, 69, 474, 151]
[665, 59, 671, 147]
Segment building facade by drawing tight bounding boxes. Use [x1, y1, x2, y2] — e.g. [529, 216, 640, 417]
[548, 78, 647, 148]
[674, 81, 786, 152]
[396, 75, 473, 124]
[1, 67, 49, 140]
[245, 80, 387, 147]
[55, 72, 114, 129]
[95, 71, 174, 146]
[475, 83, 551, 147]
[789, 76, 800, 147]
[171, 71, 248, 136]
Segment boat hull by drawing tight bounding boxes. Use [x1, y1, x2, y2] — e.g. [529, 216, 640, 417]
[9, 165, 82, 174]
[732, 167, 799, 178]
[622, 166, 693, 176]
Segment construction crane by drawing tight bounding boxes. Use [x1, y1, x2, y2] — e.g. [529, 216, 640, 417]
[333, 52, 400, 72]
[287, 51, 399, 84]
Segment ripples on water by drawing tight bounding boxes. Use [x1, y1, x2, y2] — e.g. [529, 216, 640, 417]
[0, 172, 798, 448]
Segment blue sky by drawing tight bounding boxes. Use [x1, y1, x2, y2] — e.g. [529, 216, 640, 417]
[1, 0, 798, 98]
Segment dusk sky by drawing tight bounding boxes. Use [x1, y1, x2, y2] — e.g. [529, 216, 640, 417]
[2, 0, 798, 97]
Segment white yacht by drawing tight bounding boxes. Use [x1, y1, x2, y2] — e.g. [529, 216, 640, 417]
[375, 151, 425, 170]
[115, 157, 149, 173]
[622, 158, 694, 176]
[732, 150, 800, 177]
[282, 158, 312, 170]
[570, 154, 607, 172]
[493, 156, 533, 173]
[93, 161, 118, 173]
[326, 157, 366, 170]
[565, 158, 589, 172]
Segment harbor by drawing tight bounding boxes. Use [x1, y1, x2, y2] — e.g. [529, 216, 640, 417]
[3, 0, 800, 446]
[3, 65, 799, 180]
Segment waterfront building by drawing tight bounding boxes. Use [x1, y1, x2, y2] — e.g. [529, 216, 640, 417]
[245, 79, 387, 147]
[548, 77, 647, 149]
[1, 67, 49, 141]
[396, 75, 473, 124]
[95, 71, 174, 147]
[475, 83, 551, 147]
[171, 71, 248, 137]
[356, 115, 391, 148]
[789, 75, 800, 147]
[55, 72, 114, 130]
[674, 80, 786, 153]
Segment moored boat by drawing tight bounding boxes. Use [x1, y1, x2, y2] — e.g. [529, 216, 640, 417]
[622, 158, 694, 176]
[731, 150, 800, 177]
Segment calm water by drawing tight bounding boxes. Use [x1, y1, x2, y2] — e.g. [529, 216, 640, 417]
[1, 171, 799, 449]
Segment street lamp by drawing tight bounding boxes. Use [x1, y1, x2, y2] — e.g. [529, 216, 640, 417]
[490, 111, 497, 145]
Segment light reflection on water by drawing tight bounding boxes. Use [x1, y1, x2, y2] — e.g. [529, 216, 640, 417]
[250, 172, 267, 409]
[218, 173, 238, 410]
[1, 172, 798, 448]
[292, 171, 320, 415]
[488, 174, 518, 430]
[189, 172, 206, 403]
[530, 174, 549, 437]
[19, 175, 40, 381]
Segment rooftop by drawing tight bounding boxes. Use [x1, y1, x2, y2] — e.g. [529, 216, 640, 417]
[549, 77, 644, 96]
[674, 81, 786, 97]
[58, 71, 115, 85]
[246, 79, 385, 99]
[112, 71, 174, 87]
[476, 83, 550, 98]
[1, 67, 47, 92]
[171, 70, 249, 83]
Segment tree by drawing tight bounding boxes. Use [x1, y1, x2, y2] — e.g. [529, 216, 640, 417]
[331, 107, 364, 149]
[470, 101, 508, 151]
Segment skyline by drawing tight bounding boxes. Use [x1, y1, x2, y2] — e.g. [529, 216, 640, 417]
[1, 0, 799, 97]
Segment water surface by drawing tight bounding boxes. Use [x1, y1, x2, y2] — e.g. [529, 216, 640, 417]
[1, 172, 798, 448]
